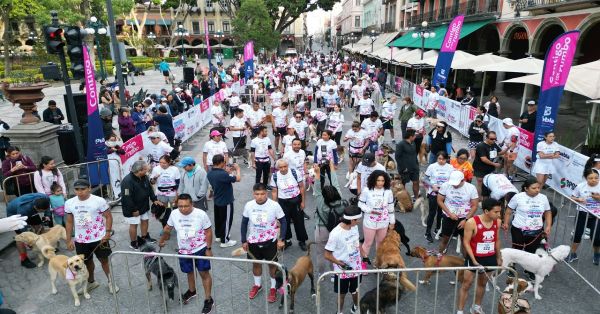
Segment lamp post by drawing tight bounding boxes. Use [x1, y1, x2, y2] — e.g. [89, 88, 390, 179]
[214, 30, 224, 53]
[411, 21, 435, 82]
[174, 24, 189, 62]
[27, 31, 38, 42]
[147, 31, 157, 63]
[369, 29, 379, 52]
[85, 16, 108, 80]
[349, 35, 357, 48]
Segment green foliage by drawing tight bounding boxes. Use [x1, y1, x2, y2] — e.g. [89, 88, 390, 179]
[232, 0, 280, 51]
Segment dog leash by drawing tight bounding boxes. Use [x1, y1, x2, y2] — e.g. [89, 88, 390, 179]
[89, 238, 117, 257]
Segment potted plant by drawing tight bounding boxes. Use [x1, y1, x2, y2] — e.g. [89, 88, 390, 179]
[1, 71, 49, 124]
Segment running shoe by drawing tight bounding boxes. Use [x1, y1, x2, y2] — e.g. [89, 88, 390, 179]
[425, 233, 434, 244]
[182, 289, 197, 304]
[143, 234, 157, 243]
[129, 240, 140, 251]
[248, 285, 262, 299]
[593, 253, 600, 266]
[470, 304, 485, 314]
[566, 252, 578, 263]
[350, 303, 358, 314]
[220, 240, 237, 248]
[201, 298, 214, 314]
[21, 258, 36, 269]
[267, 288, 277, 303]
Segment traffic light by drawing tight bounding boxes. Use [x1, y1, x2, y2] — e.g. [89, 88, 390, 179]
[64, 26, 85, 79]
[43, 26, 64, 54]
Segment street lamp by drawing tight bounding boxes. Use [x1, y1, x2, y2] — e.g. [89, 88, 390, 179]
[214, 30, 224, 55]
[85, 16, 108, 80]
[349, 35, 357, 48]
[369, 30, 379, 52]
[411, 21, 435, 82]
[147, 31, 157, 62]
[27, 31, 38, 41]
[174, 24, 189, 62]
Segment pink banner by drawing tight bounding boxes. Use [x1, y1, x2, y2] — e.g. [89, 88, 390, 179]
[518, 127, 535, 150]
[244, 41, 254, 62]
[83, 46, 98, 115]
[200, 99, 210, 112]
[440, 15, 464, 53]
[204, 18, 212, 57]
[120, 134, 144, 163]
[540, 31, 579, 92]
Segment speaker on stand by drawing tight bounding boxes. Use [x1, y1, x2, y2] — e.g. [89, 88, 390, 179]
[183, 67, 195, 89]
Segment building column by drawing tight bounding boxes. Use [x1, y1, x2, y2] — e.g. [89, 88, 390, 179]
[559, 56, 578, 114]
[494, 50, 510, 96]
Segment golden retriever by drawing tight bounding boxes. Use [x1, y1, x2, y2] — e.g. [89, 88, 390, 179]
[409, 246, 465, 285]
[43, 246, 90, 307]
[374, 230, 416, 292]
[15, 225, 67, 267]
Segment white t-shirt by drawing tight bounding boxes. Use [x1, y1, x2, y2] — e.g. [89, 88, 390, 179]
[151, 166, 181, 197]
[64, 195, 109, 244]
[283, 150, 306, 177]
[483, 174, 518, 200]
[327, 112, 344, 133]
[351, 85, 361, 99]
[167, 208, 212, 254]
[203, 140, 228, 166]
[282, 134, 296, 153]
[229, 116, 247, 138]
[243, 199, 285, 243]
[270, 170, 301, 199]
[272, 107, 288, 128]
[147, 141, 174, 162]
[361, 118, 383, 140]
[426, 92, 439, 110]
[439, 182, 479, 218]
[287, 85, 299, 98]
[211, 105, 224, 124]
[508, 192, 550, 231]
[407, 117, 425, 135]
[247, 109, 266, 127]
[359, 188, 395, 229]
[572, 182, 600, 215]
[535, 141, 559, 167]
[355, 162, 386, 190]
[345, 129, 368, 153]
[271, 91, 283, 107]
[358, 98, 374, 115]
[315, 139, 337, 163]
[424, 163, 455, 194]
[323, 93, 338, 108]
[503, 127, 520, 152]
[251, 137, 272, 160]
[229, 96, 241, 108]
[239, 103, 252, 117]
[289, 120, 308, 140]
[311, 110, 327, 122]
[381, 101, 397, 120]
[325, 225, 361, 278]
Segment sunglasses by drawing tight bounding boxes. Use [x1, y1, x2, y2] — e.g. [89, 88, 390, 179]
[488, 137, 497, 141]
[74, 187, 87, 191]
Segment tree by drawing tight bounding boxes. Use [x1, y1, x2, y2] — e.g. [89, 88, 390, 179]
[220, 0, 335, 33]
[231, 0, 280, 52]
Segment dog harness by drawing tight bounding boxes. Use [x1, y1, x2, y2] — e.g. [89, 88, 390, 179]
[500, 293, 531, 313]
[424, 250, 444, 267]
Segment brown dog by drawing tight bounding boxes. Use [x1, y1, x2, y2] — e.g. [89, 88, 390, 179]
[275, 242, 316, 313]
[410, 246, 465, 285]
[374, 230, 416, 292]
[418, 143, 428, 165]
[498, 278, 532, 314]
[42, 246, 90, 307]
[378, 144, 397, 172]
[391, 176, 413, 213]
[15, 225, 67, 267]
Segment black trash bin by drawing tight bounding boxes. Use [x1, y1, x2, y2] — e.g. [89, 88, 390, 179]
[57, 125, 81, 165]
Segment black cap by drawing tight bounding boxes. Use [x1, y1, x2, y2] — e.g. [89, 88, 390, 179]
[362, 153, 375, 166]
[73, 179, 91, 189]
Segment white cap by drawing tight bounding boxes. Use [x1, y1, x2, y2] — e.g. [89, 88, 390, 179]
[174, 87, 182, 92]
[502, 118, 514, 126]
[527, 100, 536, 105]
[448, 171, 465, 186]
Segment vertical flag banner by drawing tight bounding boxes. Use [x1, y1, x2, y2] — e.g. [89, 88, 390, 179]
[83, 44, 110, 185]
[432, 15, 464, 88]
[204, 17, 212, 58]
[532, 30, 580, 161]
[244, 41, 255, 78]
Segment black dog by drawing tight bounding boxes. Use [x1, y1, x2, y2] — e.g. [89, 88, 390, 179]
[140, 243, 179, 301]
[394, 219, 411, 255]
[360, 273, 404, 314]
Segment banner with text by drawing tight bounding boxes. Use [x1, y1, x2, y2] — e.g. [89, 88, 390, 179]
[432, 15, 464, 88]
[244, 41, 255, 79]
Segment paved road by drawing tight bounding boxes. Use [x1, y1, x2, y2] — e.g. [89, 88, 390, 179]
[0, 59, 598, 314]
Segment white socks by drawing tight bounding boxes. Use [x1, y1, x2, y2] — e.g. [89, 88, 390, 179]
[270, 278, 276, 289]
[253, 276, 261, 286]
[457, 311, 464, 314]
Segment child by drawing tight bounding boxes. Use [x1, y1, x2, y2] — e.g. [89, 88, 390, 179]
[49, 183, 66, 226]
[281, 126, 297, 154]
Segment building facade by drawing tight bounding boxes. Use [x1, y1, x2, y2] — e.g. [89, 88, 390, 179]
[362, 0, 384, 33]
[339, 0, 364, 38]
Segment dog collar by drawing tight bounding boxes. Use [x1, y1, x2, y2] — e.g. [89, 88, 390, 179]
[66, 267, 76, 280]
[548, 251, 561, 263]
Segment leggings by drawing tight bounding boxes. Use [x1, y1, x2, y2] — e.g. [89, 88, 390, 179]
[319, 163, 333, 189]
[573, 211, 600, 246]
[426, 194, 442, 234]
[362, 225, 388, 257]
[255, 160, 271, 185]
[510, 226, 543, 254]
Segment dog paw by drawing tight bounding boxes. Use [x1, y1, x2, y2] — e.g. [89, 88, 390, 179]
[84, 293, 91, 299]
[74, 300, 80, 307]
[535, 295, 542, 300]
[37, 263, 44, 268]
[421, 222, 427, 227]
[52, 289, 58, 295]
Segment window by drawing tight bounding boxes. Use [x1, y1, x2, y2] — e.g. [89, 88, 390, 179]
[354, 16, 360, 28]
[207, 21, 215, 32]
[192, 22, 201, 34]
[206, 0, 212, 8]
[223, 22, 230, 32]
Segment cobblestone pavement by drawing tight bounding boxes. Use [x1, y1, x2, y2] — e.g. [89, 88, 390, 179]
[0, 61, 598, 314]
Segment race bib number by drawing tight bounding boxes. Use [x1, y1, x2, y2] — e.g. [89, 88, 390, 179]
[77, 212, 92, 227]
[489, 150, 497, 159]
[476, 242, 494, 255]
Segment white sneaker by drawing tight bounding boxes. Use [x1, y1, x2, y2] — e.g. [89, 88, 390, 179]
[220, 240, 237, 248]
[215, 237, 221, 243]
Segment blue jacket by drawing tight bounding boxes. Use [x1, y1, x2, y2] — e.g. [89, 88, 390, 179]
[6, 193, 49, 217]
[159, 61, 170, 72]
[132, 111, 147, 134]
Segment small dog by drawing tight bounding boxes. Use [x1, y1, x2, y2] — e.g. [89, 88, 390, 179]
[498, 278, 533, 314]
[391, 176, 413, 213]
[409, 246, 465, 285]
[374, 230, 416, 292]
[275, 242, 316, 313]
[305, 165, 316, 192]
[42, 246, 90, 307]
[140, 243, 179, 301]
[378, 144, 397, 172]
[15, 225, 67, 267]
[359, 273, 404, 314]
[393, 219, 411, 255]
[308, 123, 318, 142]
[498, 245, 570, 300]
[418, 144, 428, 165]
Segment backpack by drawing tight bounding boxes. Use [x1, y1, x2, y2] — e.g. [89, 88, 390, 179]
[272, 169, 299, 187]
[317, 199, 349, 232]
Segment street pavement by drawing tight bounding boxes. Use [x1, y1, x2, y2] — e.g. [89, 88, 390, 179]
[0, 59, 598, 314]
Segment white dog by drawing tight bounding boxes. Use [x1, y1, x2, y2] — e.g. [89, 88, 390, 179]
[498, 245, 570, 300]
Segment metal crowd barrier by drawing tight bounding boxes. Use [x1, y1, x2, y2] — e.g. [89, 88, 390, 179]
[2, 158, 122, 205]
[316, 266, 519, 314]
[108, 250, 289, 314]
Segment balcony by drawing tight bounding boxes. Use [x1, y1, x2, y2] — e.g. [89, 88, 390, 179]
[406, 0, 499, 27]
[205, 6, 215, 13]
[515, 0, 598, 13]
[381, 22, 396, 32]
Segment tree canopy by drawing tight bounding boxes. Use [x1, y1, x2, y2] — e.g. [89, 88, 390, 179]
[231, 0, 280, 51]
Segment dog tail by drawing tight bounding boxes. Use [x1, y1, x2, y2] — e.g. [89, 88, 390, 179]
[231, 247, 247, 257]
[305, 241, 316, 257]
[41, 245, 56, 259]
[400, 274, 417, 292]
[59, 225, 67, 240]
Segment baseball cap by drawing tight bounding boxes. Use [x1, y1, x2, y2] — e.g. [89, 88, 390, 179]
[475, 115, 484, 121]
[210, 130, 222, 137]
[177, 156, 196, 167]
[416, 109, 426, 117]
[527, 100, 536, 106]
[447, 171, 465, 186]
[362, 153, 375, 166]
[502, 118, 514, 126]
[73, 179, 91, 189]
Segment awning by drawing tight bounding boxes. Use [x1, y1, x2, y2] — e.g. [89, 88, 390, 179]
[126, 19, 155, 26]
[365, 32, 399, 56]
[157, 19, 172, 26]
[388, 19, 492, 49]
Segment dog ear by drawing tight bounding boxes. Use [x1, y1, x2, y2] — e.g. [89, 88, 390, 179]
[506, 277, 514, 285]
[78, 254, 86, 261]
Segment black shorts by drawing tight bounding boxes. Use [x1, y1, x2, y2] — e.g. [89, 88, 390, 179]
[248, 240, 278, 261]
[401, 170, 419, 184]
[441, 217, 466, 237]
[481, 184, 491, 197]
[333, 275, 361, 294]
[382, 118, 394, 130]
[474, 169, 492, 179]
[274, 127, 287, 137]
[162, 70, 169, 77]
[75, 240, 112, 261]
[464, 255, 497, 272]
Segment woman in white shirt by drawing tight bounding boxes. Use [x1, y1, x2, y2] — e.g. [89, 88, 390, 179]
[150, 155, 180, 205]
[567, 168, 600, 265]
[424, 151, 455, 243]
[327, 104, 345, 146]
[358, 170, 395, 264]
[533, 131, 560, 187]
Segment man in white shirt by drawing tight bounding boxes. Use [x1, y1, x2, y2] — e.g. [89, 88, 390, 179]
[354, 152, 386, 195]
[227, 91, 241, 118]
[381, 96, 398, 143]
[426, 86, 439, 118]
[229, 108, 249, 153]
[271, 102, 289, 155]
[158, 194, 214, 309]
[357, 93, 374, 122]
[147, 134, 174, 167]
[210, 100, 225, 126]
[361, 112, 383, 153]
[247, 102, 267, 138]
[202, 130, 229, 171]
[250, 126, 276, 186]
[270, 87, 283, 109]
[288, 113, 309, 150]
[283, 138, 306, 178]
[501, 118, 520, 181]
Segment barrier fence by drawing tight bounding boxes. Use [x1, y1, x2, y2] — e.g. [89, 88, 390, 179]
[387, 75, 600, 295]
[316, 266, 520, 314]
[108, 250, 288, 314]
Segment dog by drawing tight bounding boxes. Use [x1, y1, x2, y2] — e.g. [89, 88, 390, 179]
[359, 272, 404, 314]
[275, 242, 316, 313]
[15, 225, 67, 267]
[418, 143, 428, 165]
[374, 230, 416, 292]
[140, 243, 179, 301]
[308, 123, 318, 142]
[42, 246, 90, 307]
[305, 164, 316, 192]
[409, 246, 465, 285]
[498, 278, 533, 314]
[391, 176, 413, 213]
[498, 245, 570, 300]
[378, 144, 397, 172]
[392, 219, 411, 255]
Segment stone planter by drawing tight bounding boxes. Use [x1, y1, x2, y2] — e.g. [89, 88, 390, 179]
[1, 82, 50, 124]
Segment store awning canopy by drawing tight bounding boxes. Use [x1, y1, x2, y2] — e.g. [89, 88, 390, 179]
[404, 50, 439, 65]
[451, 53, 511, 70]
[157, 19, 172, 26]
[473, 56, 544, 74]
[366, 32, 399, 55]
[419, 50, 475, 67]
[502, 60, 600, 99]
[388, 19, 492, 49]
